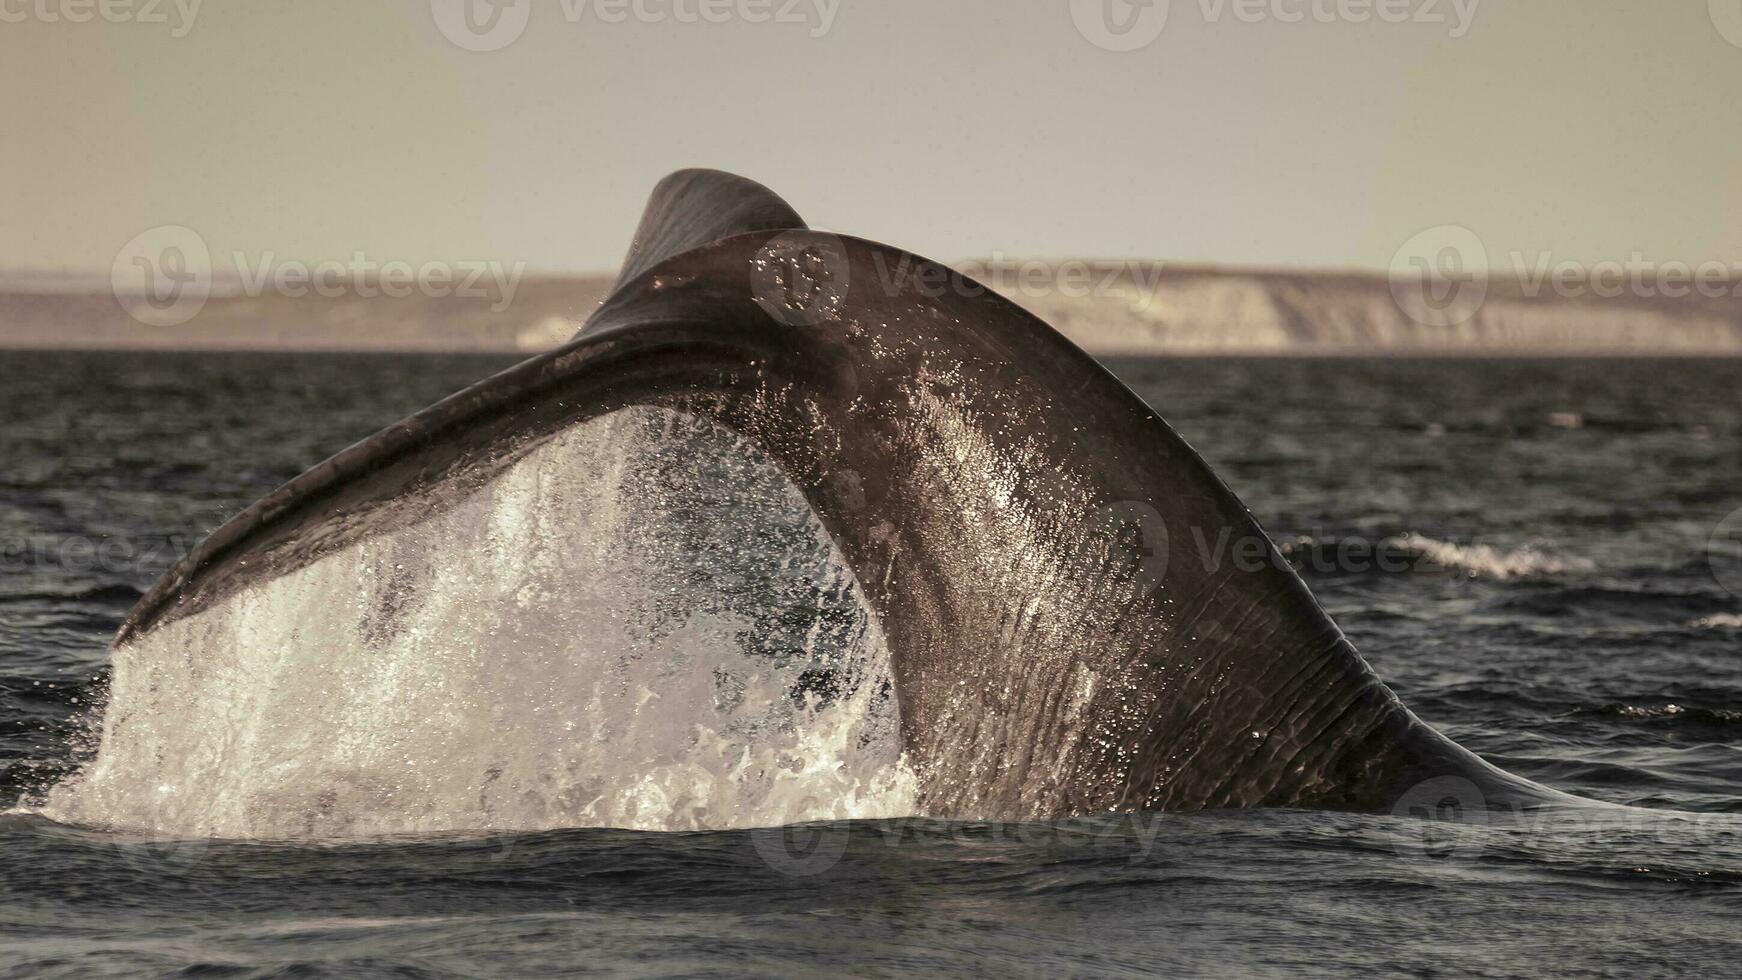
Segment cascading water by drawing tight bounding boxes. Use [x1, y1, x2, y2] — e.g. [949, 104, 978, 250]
[39, 408, 917, 838]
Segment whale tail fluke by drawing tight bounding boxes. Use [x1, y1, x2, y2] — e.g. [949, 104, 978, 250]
[104, 168, 1567, 820]
[608, 168, 808, 300]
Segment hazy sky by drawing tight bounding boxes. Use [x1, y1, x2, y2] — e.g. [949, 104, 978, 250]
[5, 0, 1741, 276]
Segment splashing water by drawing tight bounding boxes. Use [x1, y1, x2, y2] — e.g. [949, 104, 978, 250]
[38, 408, 917, 838]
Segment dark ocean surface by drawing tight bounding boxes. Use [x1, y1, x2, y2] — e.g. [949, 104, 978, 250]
[1, 352, 1739, 978]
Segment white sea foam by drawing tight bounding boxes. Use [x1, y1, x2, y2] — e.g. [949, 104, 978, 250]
[39, 409, 917, 838]
[1690, 613, 1742, 629]
[1385, 533, 1594, 581]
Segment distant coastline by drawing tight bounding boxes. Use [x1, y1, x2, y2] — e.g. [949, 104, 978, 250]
[4, 264, 1739, 356]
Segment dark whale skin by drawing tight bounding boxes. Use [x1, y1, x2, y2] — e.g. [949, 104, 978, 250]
[115, 170, 1561, 818]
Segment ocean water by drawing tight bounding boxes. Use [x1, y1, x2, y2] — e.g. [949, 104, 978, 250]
[1, 351, 1740, 977]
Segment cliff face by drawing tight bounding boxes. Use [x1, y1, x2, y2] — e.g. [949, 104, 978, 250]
[992, 265, 1742, 356]
[3, 264, 1739, 354]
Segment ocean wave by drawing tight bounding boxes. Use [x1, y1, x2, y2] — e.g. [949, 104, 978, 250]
[1689, 614, 1742, 629]
[1384, 533, 1594, 581]
[1272, 533, 1592, 581]
[1575, 702, 1742, 730]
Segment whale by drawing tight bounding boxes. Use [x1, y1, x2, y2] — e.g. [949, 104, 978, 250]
[114, 168, 1570, 819]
